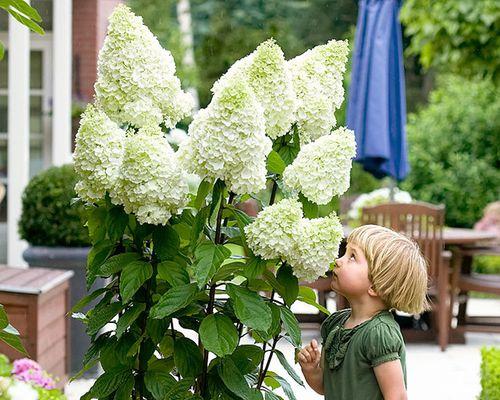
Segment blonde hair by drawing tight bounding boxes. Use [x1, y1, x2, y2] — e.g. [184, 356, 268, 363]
[348, 224, 431, 314]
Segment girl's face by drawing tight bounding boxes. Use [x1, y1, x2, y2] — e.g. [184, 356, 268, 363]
[330, 242, 372, 298]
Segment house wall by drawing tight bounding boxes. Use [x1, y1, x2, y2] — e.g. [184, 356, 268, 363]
[72, 0, 123, 102]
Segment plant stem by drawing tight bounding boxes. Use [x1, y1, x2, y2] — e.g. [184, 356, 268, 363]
[199, 187, 227, 397]
[257, 334, 280, 389]
[269, 181, 278, 206]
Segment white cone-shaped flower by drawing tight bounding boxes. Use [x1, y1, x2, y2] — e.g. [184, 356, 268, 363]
[283, 127, 356, 204]
[178, 76, 272, 195]
[112, 125, 190, 225]
[95, 4, 193, 128]
[73, 104, 125, 203]
[244, 198, 303, 260]
[288, 39, 349, 144]
[213, 39, 296, 139]
[287, 213, 344, 282]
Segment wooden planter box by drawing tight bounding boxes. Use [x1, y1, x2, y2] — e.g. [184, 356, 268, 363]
[0, 266, 74, 389]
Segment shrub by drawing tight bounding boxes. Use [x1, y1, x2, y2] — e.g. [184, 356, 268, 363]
[402, 75, 500, 227]
[19, 164, 90, 247]
[480, 347, 500, 400]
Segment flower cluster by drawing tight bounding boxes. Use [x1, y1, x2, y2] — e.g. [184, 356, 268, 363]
[213, 39, 296, 139]
[73, 104, 125, 203]
[348, 188, 413, 222]
[288, 39, 349, 144]
[245, 199, 343, 282]
[283, 127, 356, 204]
[0, 355, 65, 400]
[112, 125, 190, 225]
[286, 214, 344, 282]
[11, 359, 55, 390]
[94, 4, 193, 128]
[178, 77, 272, 195]
[244, 198, 303, 260]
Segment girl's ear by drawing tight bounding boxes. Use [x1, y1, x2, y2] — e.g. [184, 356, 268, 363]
[367, 285, 379, 297]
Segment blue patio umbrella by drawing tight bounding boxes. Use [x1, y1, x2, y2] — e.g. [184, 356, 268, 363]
[346, 0, 409, 181]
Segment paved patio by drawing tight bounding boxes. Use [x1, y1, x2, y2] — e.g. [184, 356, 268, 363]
[65, 297, 500, 400]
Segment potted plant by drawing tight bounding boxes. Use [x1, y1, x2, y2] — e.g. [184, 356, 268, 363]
[19, 164, 99, 377]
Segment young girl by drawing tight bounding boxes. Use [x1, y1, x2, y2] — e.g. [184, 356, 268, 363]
[298, 224, 430, 399]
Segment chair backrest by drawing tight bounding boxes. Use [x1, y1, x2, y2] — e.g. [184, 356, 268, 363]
[360, 202, 445, 283]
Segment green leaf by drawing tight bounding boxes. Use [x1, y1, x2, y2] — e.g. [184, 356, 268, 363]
[0, 330, 27, 355]
[150, 283, 199, 319]
[174, 337, 203, 378]
[280, 307, 301, 348]
[264, 392, 283, 400]
[199, 314, 238, 357]
[229, 207, 254, 251]
[212, 262, 245, 282]
[218, 358, 252, 400]
[98, 252, 141, 276]
[274, 349, 304, 387]
[210, 179, 225, 219]
[226, 284, 271, 331]
[157, 261, 190, 287]
[244, 256, 267, 280]
[153, 225, 180, 261]
[0, 43, 4, 60]
[8, 0, 42, 22]
[230, 345, 264, 375]
[119, 261, 153, 303]
[194, 179, 212, 210]
[0, 305, 9, 329]
[70, 287, 107, 314]
[296, 289, 330, 316]
[267, 150, 286, 174]
[273, 374, 297, 400]
[107, 206, 129, 242]
[276, 265, 299, 306]
[144, 368, 177, 400]
[299, 193, 318, 219]
[191, 206, 209, 248]
[87, 207, 107, 243]
[263, 270, 285, 295]
[87, 302, 123, 336]
[193, 242, 231, 288]
[164, 378, 195, 399]
[116, 303, 146, 339]
[87, 240, 115, 290]
[89, 366, 132, 397]
[113, 375, 134, 400]
[254, 303, 282, 341]
[146, 317, 171, 345]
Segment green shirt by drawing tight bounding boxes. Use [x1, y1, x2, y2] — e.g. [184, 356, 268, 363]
[320, 309, 407, 400]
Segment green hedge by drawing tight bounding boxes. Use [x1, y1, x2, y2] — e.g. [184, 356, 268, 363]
[402, 75, 500, 228]
[19, 164, 90, 247]
[480, 347, 500, 400]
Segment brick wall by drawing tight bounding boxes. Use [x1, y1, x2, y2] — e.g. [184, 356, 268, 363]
[72, 0, 123, 102]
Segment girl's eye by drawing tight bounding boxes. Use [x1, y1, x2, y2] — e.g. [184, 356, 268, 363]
[349, 254, 355, 261]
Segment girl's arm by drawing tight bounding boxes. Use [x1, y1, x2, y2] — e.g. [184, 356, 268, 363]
[298, 339, 324, 395]
[373, 360, 407, 400]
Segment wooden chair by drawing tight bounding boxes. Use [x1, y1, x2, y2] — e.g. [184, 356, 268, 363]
[450, 245, 500, 333]
[360, 202, 451, 351]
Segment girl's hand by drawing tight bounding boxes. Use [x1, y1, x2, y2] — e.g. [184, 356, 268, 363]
[298, 339, 321, 372]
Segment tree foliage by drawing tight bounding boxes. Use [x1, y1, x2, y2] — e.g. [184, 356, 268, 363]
[400, 0, 500, 82]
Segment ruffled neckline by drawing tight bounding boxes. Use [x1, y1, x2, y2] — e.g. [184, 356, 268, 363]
[323, 309, 389, 371]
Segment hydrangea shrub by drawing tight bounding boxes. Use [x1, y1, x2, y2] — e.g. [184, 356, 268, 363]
[72, 4, 355, 399]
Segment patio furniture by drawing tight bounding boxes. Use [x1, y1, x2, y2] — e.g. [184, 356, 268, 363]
[359, 201, 451, 351]
[0, 265, 74, 389]
[450, 244, 500, 334]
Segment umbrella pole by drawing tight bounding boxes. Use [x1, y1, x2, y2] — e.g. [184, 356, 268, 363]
[389, 178, 396, 201]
